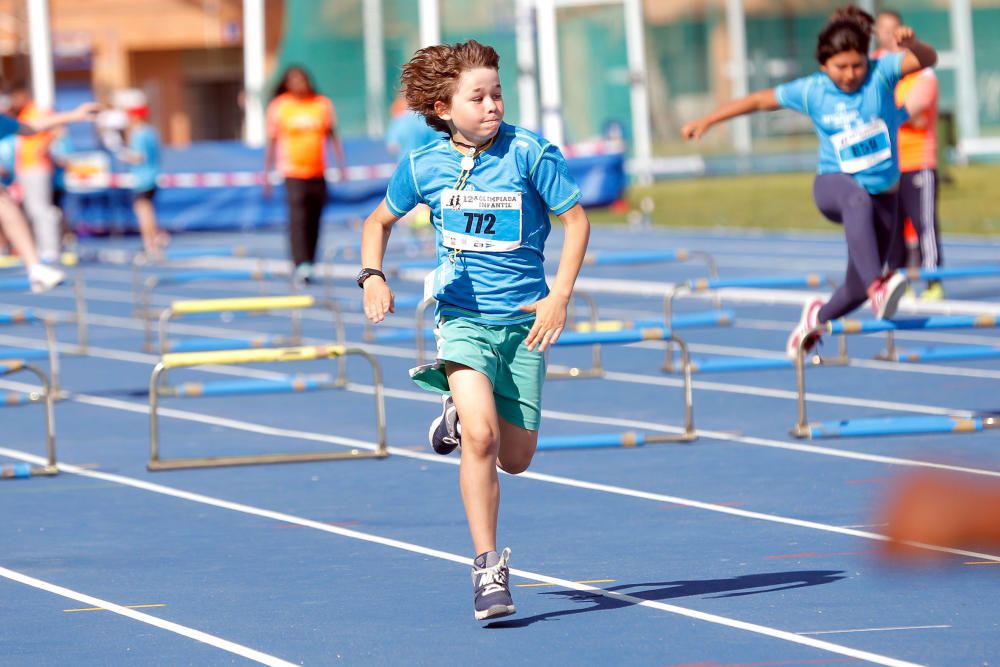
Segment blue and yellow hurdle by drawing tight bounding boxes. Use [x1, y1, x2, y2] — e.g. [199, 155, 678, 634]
[792, 315, 1000, 439]
[148, 344, 388, 470]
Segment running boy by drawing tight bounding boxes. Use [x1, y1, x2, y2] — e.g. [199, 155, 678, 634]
[359, 40, 590, 621]
[681, 7, 937, 357]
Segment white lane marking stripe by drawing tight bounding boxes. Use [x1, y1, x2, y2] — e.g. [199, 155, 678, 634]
[0, 566, 297, 666]
[0, 450, 923, 667]
[799, 625, 950, 636]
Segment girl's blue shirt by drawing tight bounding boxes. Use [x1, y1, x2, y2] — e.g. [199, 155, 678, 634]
[776, 53, 905, 194]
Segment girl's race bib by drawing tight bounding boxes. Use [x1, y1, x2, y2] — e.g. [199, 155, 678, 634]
[831, 119, 892, 174]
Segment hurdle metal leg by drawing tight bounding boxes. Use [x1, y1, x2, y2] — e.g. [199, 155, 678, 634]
[547, 291, 604, 379]
[0, 362, 57, 479]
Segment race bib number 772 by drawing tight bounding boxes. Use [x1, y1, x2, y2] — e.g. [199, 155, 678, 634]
[441, 189, 522, 252]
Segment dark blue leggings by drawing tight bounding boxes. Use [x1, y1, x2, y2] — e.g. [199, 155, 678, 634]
[812, 173, 904, 322]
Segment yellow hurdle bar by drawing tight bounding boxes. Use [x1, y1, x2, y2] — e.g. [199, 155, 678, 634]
[170, 295, 315, 315]
[149, 344, 387, 470]
[161, 344, 346, 369]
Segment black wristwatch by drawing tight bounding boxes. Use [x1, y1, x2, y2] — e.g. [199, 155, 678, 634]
[356, 267, 386, 289]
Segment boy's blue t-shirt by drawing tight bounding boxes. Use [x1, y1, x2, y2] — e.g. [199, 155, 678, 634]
[128, 124, 160, 192]
[385, 122, 582, 324]
[775, 53, 905, 194]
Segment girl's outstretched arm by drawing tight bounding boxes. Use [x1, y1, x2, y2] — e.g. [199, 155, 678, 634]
[681, 89, 779, 140]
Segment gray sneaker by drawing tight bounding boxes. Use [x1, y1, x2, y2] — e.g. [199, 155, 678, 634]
[428, 394, 460, 455]
[472, 548, 515, 621]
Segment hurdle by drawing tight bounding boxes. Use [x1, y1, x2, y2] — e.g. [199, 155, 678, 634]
[131, 245, 252, 306]
[870, 266, 1000, 362]
[903, 265, 1000, 283]
[661, 273, 847, 373]
[0, 309, 61, 395]
[406, 298, 697, 449]
[148, 345, 388, 470]
[0, 358, 57, 479]
[539, 327, 697, 447]
[791, 314, 1000, 439]
[0, 268, 88, 353]
[136, 267, 282, 350]
[155, 295, 346, 391]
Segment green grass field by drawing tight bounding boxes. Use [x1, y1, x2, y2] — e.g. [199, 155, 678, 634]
[587, 163, 1000, 235]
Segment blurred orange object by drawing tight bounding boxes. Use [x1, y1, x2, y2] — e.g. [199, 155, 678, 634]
[880, 471, 1000, 561]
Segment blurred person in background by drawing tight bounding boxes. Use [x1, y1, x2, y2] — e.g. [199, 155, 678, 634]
[264, 65, 347, 287]
[682, 7, 937, 359]
[384, 91, 442, 237]
[876, 9, 944, 301]
[0, 98, 98, 291]
[9, 82, 61, 264]
[115, 96, 168, 257]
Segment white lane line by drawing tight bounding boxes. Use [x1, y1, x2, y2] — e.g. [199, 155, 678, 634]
[0, 449, 924, 667]
[0, 566, 297, 667]
[798, 625, 951, 636]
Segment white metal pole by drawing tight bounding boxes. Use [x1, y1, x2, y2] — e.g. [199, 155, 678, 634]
[515, 0, 540, 131]
[623, 0, 652, 185]
[725, 0, 751, 154]
[418, 0, 440, 47]
[26, 0, 55, 111]
[535, 0, 565, 146]
[950, 0, 980, 146]
[242, 0, 266, 147]
[363, 0, 386, 137]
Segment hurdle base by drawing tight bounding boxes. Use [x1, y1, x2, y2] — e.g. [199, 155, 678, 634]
[546, 365, 605, 380]
[148, 449, 388, 471]
[789, 423, 811, 439]
[649, 432, 698, 444]
[1, 464, 58, 479]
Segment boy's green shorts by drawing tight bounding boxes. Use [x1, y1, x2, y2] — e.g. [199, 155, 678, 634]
[409, 317, 545, 431]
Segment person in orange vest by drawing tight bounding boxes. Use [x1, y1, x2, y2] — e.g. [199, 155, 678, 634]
[876, 10, 944, 300]
[8, 82, 62, 264]
[263, 66, 347, 287]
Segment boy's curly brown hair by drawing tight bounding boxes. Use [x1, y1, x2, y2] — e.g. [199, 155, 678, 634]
[400, 40, 500, 135]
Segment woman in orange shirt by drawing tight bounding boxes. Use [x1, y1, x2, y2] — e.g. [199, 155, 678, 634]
[264, 66, 346, 285]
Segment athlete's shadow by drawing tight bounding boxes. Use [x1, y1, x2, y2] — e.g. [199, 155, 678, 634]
[486, 569, 845, 629]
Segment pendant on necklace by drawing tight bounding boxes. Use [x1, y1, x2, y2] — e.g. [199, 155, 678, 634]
[460, 156, 475, 171]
